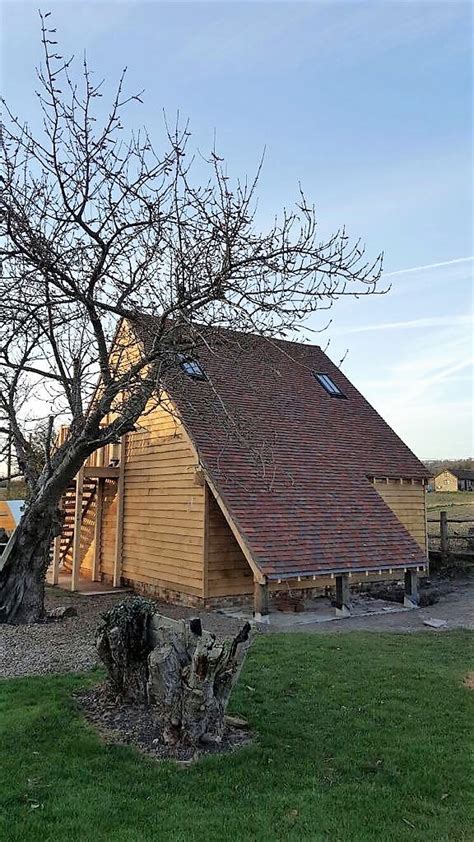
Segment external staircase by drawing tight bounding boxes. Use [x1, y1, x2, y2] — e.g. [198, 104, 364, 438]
[56, 476, 98, 569]
[48, 427, 125, 591]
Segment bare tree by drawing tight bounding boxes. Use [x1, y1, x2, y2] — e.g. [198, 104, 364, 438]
[0, 14, 383, 624]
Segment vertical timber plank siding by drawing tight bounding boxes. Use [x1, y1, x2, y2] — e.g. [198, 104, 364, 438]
[207, 491, 253, 597]
[373, 478, 427, 553]
[121, 405, 205, 596]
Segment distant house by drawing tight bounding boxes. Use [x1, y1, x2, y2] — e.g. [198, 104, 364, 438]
[48, 323, 429, 618]
[434, 469, 474, 493]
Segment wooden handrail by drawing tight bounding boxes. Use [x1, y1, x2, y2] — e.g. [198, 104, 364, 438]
[54, 424, 121, 469]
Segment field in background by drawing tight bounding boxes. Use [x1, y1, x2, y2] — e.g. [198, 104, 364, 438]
[427, 492, 474, 555]
[0, 480, 27, 501]
[427, 491, 474, 511]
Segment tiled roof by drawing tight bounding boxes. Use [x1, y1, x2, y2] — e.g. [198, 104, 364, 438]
[140, 322, 429, 579]
[450, 469, 474, 481]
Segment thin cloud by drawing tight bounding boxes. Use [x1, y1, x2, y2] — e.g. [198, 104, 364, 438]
[334, 314, 473, 335]
[420, 358, 473, 389]
[384, 256, 473, 278]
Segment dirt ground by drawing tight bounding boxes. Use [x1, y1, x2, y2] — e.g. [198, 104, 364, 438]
[293, 576, 473, 634]
[77, 683, 252, 762]
[0, 575, 472, 679]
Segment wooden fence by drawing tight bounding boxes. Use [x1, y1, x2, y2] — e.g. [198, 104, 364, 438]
[428, 510, 474, 560]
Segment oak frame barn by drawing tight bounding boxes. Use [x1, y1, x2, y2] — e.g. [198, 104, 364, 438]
[49, 323, 429, 618]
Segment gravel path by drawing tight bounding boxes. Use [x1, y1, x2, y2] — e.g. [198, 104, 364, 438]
[0, 586, 243, 679]
[1, 577, 472, 679]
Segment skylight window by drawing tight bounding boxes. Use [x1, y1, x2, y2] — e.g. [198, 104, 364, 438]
[179, 356, 206, 381]
[314, 372, 346, 398]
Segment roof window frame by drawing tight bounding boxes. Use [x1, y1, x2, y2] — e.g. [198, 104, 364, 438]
[313, 372, 347, 399]
[178, 354, 207, 381]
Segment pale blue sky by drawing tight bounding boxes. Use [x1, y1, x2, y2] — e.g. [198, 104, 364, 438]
[1, 0, 472, 458]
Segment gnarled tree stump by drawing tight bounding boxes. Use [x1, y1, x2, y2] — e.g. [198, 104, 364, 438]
[96, 597, 155, 702]
[97, 597, 252, 746]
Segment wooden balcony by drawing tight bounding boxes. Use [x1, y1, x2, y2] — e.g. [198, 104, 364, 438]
[56, 425, 121, 478]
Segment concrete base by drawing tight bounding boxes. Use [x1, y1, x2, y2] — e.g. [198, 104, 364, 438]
[404, 569, 419, 608]
[404, 595, 419, 609]
[47, 573, 129, 596]
[335, 605, 351, 618]
[221, 596, 410, 628]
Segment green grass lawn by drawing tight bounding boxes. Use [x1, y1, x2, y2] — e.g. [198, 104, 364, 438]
[1, 632, 472, 842]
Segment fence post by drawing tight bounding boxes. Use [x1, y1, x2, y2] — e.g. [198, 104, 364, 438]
[440, 510, 448, 563]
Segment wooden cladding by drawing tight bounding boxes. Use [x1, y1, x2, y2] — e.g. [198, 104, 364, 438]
[372, 477, 427, 552]
[120, 403, 205, 595]
[206, 489, 253, 597]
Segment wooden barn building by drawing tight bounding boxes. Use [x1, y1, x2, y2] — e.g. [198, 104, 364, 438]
[49, 324, 430, 619]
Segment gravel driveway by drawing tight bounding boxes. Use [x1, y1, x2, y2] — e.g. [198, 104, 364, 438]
[1, 577, 472, 679]
[0, 586, 243, 679]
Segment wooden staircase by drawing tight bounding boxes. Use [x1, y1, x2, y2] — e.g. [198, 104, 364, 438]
[55, 477, 98, 570]
[49, 429, 126, 590]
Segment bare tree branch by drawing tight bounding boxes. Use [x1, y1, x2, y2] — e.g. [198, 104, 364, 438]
[0, 14, 385, 623]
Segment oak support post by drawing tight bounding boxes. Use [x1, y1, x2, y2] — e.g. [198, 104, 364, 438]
[440, 510, 449, 564]
[51, 534, 61, 585]
[50, 493, 62, 586]
[254, 579, 269, 624]
[335, 573, 351, 617]
[71, 467, 84, 592]
[404, 568, 419, 608]
[92, 478, 104, 582]
[113, 436, 126, 588]
[202, 484, 210, 600]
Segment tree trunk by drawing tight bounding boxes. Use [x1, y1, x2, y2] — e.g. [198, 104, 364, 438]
[0, 501, 60, 624]
[97, 598, 253, 746]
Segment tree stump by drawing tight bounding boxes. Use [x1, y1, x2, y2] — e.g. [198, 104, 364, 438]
[97, 598, 252, 746]
[96, 597, 156, 702]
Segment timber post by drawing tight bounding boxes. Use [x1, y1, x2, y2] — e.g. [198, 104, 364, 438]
[92, 478, 104, 582]
[71, 467, 84, 591]
[51, 495, 62, 586]
[51, 534, 61, 586]
[440, 510, 449, 563]
[254, 579, 269, 624]
[404, 568, 419, 608]
[202, 484, 210, 600]
[335, 573, 351, 617]
[113, 435, 127, 588]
